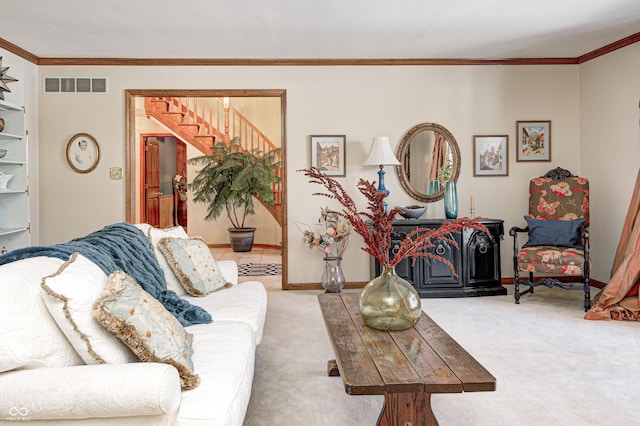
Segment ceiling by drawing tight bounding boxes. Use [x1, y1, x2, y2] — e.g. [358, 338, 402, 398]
[2, 0, 640, 61]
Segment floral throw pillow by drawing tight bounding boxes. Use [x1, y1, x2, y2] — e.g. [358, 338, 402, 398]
[92, 270, 200, 390]
[157, 237, 230, 296]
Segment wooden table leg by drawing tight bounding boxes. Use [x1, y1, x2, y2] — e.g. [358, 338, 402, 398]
[377, 392, 438, 426]
[327, 359, 340, 377]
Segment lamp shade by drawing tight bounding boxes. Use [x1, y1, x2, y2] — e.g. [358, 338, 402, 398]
[362, 136, 400, 167]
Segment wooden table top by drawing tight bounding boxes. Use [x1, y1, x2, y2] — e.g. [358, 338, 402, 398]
[318, 292, 496, 396]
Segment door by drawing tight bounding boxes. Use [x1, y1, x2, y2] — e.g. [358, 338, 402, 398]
[144, 137, 160, 227]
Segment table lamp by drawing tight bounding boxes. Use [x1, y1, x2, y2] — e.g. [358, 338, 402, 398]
[362, 136, 401, 200]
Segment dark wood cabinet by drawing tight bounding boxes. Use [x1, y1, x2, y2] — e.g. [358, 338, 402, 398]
[371, 218, 506, 298]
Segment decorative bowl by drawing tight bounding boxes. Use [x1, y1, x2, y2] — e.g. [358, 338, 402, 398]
[396, 205, 427, 219]
[0, 149, 6, 158]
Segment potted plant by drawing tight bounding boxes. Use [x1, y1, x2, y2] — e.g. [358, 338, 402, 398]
[188, 137, 281, 252]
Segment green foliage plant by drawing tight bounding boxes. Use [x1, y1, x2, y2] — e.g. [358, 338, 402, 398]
[188, 137, 281, 229]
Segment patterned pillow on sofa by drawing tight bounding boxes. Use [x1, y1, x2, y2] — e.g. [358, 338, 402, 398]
[92, 270, 200, 390]
[157, 237, 230, 297]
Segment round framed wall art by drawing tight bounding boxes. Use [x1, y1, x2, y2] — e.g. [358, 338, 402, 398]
[66, 133, 100, 173]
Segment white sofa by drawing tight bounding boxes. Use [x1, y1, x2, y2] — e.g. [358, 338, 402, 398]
[0, 223, 267, 425]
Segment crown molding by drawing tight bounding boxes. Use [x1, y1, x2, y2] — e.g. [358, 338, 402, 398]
[34, 57, 580, 66]
[577, 31, 640, 63]
[0, 38, 39, 64]
[1, 32, 638, 67]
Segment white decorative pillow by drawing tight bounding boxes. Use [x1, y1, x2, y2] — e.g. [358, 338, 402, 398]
[147, 226, 190, 296]
[92, 270, 200, 390]
[40, 253, 137, 365]
[157, 237, 230, 296]
[0, 257, 83, 372]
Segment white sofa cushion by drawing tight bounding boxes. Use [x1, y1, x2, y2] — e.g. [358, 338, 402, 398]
[183, 280, 267, 345]
[93, 271, 200, 390]
[40, 252, 137, 365]
[157, 237, 230, 296]
[0, 363, 181, 423]
[177, 321, 256, 426]
[0, 257, 83, 372]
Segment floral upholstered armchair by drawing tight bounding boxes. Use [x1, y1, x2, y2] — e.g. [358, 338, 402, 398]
[509, 167, 591, 311]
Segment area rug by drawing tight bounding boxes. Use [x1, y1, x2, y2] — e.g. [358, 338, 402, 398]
[238, 263, 282, 276]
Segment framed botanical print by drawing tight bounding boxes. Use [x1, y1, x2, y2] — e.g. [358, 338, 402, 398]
[310, 135, 346, 177]
[516, 121, 551, 162]
[473, 135, 508, 176]
[66, 133, 100, 173]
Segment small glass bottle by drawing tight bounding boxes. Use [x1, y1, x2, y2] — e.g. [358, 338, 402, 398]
[321, 256, 345, 293]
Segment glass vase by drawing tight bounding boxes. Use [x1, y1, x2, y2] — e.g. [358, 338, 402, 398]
[444, 181, 458, 219]
[427, 179, 440, 196]
[359, 265, 422, 331]
[321, 256, 345, 293]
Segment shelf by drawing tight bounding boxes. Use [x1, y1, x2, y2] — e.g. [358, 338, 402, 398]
[0, 227, 28, 237]
[0, 100, 30, 251]
[0, 132, 25, 140]
[0, 100, 23, 112]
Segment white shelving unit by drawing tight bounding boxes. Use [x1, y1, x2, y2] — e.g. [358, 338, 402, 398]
[0, 99, 30, 253]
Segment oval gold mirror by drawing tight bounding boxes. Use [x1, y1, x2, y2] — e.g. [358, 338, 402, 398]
[395, 123, 461, 202]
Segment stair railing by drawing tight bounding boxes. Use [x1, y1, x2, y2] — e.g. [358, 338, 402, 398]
[148, 96, 283, 217]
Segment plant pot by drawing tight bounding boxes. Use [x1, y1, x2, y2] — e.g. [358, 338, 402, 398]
[228, 227, 256, 252]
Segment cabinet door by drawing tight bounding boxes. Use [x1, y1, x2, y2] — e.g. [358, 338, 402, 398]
[417, 231, 462, 288]
[390, 229, 421, 286]
[463, 224, 501, 286]
[372, 226, 420, 286]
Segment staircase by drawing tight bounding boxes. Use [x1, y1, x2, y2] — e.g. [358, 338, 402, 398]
[145, 96, 283, 225]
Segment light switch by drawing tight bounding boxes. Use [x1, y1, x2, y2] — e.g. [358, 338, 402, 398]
[109, 167, 123, 180]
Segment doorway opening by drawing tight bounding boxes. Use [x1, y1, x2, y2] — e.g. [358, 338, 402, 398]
[140, 134, 187, 229]
[125, 89, 288, 288]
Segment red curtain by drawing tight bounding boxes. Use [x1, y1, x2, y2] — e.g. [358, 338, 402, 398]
[585, 168, 640, 320]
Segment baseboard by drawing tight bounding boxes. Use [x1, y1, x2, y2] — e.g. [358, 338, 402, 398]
[284, 282, 368, 290]
[285, 279, 607, 291]
[207, 243, 282, 251]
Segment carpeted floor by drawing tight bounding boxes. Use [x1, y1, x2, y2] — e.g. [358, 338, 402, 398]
[244, 286, 640, 425]
[238, 263, 282, 276]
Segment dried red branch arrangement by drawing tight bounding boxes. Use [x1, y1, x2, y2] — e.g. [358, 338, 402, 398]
[300, 167, 489, 272]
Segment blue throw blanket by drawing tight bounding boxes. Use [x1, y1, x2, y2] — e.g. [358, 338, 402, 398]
[0, 222, 211, 327]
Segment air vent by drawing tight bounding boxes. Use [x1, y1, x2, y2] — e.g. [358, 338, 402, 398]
[43, 77, 108, 94]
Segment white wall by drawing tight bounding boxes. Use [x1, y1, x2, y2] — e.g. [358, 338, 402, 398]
[2, 45, 635, 287]
[580, 43, 640, 280]
[32, 64, 587, 286]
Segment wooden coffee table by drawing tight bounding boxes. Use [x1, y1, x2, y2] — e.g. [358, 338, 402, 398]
[318, 292, 495, 426]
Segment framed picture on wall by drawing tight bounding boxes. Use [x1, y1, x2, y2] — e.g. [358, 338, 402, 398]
[516, 121, 551, 162]
[473, 135, 508, 176]
[66, 133, 100, 173]
[310, 135, 346, 177]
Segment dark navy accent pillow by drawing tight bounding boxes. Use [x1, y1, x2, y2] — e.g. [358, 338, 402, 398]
[523, 217, 587, 249]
